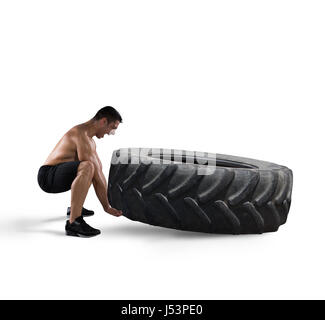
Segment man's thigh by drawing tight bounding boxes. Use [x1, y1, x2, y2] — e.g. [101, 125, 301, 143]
[50, 161, 81, 193]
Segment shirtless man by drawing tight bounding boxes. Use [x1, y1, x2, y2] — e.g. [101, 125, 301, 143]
[37, 106, 123, 237]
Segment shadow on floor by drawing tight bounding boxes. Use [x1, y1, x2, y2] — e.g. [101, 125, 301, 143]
[100, 222, 241, 239]
[8, 215, 66, 237]
[6, 215, 263, 239]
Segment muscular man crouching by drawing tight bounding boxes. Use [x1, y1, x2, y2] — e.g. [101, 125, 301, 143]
[37, 106, 123, 237]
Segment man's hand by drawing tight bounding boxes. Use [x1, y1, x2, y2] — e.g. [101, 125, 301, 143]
[105, 206, 123, 217]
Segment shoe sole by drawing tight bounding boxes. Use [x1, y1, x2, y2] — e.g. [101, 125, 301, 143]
[66, 230, 100, 238]
[66, 214, 94, 217]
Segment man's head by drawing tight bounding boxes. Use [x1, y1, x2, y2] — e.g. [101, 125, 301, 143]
[93, 106, 122, 139]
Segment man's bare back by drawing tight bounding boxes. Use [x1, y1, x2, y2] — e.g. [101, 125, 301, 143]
[44, 125, 95, 166]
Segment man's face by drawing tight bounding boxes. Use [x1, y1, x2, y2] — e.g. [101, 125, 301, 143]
[97, 119, 120, 138]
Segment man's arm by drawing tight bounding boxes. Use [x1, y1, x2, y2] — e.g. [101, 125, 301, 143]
[75, 134, 122, 217]
[92, 153, 115, 213]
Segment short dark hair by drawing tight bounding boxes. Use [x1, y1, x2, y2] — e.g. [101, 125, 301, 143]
[93, 106, 122, 123]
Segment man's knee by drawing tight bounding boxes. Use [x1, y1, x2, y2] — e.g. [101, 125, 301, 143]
[79, 160, 95, 178]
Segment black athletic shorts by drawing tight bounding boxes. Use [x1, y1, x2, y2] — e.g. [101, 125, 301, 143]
[37, 161, 81, 193]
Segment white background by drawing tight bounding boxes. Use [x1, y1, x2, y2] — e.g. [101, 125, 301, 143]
[0, 0, 324, 300]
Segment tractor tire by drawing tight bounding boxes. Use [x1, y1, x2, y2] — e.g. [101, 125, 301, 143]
[107, 148, 293, 234]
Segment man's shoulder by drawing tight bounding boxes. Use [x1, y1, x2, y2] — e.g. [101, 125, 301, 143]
[66, 126, 95, 148]
[65, 126, 85, 140]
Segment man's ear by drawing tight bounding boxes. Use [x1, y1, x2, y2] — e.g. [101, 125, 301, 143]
[100, 118, 107, 126]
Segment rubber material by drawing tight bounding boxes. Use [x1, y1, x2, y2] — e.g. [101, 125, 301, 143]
[107, 148, 293, 234]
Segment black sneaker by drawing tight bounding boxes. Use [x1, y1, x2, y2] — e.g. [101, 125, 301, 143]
[67, 207, 94, 217]
[65, 216, 101, 237]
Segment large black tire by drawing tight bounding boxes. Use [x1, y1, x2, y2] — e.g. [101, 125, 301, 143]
[107, 148, 293, 234]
